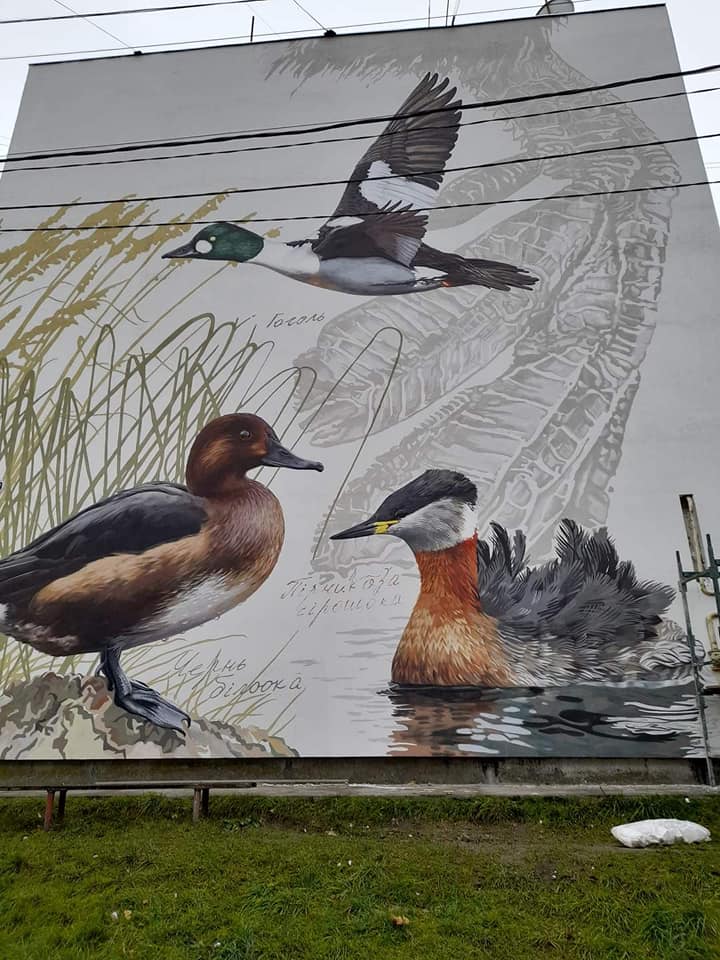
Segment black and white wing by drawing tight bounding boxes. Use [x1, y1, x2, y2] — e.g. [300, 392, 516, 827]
[312, 204, 428, 267]
[0, 483, 207, 606]
[310, 73, 462, 266]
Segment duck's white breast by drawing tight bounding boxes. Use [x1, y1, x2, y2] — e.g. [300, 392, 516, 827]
[254, 241, 321, 279]
[118, 574, 256, 650]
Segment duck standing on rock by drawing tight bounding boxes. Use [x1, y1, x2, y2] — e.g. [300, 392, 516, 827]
[331, 470, 694, 687]
[0, 414, 323, 731]
[163, 73, 538, 296]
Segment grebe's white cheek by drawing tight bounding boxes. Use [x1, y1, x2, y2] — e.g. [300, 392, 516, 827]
[195, 239, 213, 254]
[392, 498, 478, 552]
[459, 503, 479, 542]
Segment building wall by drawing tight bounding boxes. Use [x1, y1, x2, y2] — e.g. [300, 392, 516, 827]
[1, 6, 719, 762]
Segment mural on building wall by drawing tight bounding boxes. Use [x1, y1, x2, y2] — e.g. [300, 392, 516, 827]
[0, 9, 717, 760]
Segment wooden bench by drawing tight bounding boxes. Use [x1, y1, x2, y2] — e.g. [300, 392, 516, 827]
[33, 779, 349, 829]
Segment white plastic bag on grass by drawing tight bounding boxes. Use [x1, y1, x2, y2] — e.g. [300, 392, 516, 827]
[611, 819, 710, 848]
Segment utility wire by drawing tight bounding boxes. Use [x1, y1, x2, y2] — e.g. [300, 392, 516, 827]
[0, 3, 688, 64]
[53, 0, 131, 51]
[289, 0, 326, 31]
[0, 1, 653, 30]
[0, 26, 301, 62]
[3, 84, 717, 176]
[2, 131, 716, 213]
[2, 1, 267, 25]
[3, 61, 718, 166]
[0, 179, 716, 233]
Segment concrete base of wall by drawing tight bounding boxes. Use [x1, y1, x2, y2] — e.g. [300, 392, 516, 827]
[0, 756, 716, 791]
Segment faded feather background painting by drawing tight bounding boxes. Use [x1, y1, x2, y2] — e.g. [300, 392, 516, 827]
[0, 7, 719, 760]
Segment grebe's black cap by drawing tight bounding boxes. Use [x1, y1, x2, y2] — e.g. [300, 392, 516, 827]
[331, 470, 476, 540]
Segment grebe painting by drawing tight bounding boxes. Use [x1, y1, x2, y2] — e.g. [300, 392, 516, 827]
[331, 470, 693, 688]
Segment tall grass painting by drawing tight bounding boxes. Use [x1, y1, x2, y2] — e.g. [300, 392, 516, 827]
[0, 197, 313, 734]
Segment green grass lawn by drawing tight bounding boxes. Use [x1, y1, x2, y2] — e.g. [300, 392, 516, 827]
[0, 795, 718, 960]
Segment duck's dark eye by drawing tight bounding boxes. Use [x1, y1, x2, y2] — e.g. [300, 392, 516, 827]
[238, 429, 251, 440]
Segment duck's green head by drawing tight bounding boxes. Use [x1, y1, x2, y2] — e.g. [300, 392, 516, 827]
[162, 222, 264, 263]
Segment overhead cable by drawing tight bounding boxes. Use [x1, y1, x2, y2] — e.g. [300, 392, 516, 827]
[2, 131, 717, 213]
[2, 60, 719, 166]
[3, 85, 718, 176]
[0, 179, 716, 233]
[1, 1, 268, 25]
[0, 2, 669, 61]
[52, 0, 131, 51]
[288, 0, 326, 31]
[0, 1, 657, 34]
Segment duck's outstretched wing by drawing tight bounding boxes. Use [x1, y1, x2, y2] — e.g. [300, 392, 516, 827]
[310, 73, 461, 264]
[0, 483, 207, 606]
[478, 519, 675, 643]
[311, 203, 428, 266]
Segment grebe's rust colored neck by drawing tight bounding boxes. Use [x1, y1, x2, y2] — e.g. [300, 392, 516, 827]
[392, 535, 515, 687]
[414, 535, 481, 610]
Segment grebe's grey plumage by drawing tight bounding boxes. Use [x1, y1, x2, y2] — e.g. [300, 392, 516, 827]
[475, 520, 691, 685]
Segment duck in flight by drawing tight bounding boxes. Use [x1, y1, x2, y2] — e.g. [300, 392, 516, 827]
[163, 73, 539, 296]
[331, 470, 693, 687]
[0, 415, 323, 731]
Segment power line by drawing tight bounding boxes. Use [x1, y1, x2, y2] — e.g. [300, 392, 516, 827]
[2, 131, 717, 213]
[289, 0, 326, 31]
[416, 0, 644, 18]
[15, 67, 705, 160]
[0, 1, 651, 31]
[0, 4, 692, 63]
[3, 61, 718, 166]
[1, 0, 267, 25]
[52, 0, 131, 51]
[3, 84, 718, 177]
[0, 26, 303, 62]
[0, 179, 716, 233]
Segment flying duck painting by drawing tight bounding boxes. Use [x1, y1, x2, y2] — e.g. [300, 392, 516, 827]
[163, 73, 539, 296]
[331, 470, 694, 687]
[0, 415, 323, 731]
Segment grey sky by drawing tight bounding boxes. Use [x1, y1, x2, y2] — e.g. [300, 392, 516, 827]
[0, 0, 718, 210]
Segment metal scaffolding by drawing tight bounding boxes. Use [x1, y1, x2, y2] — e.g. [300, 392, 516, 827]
[676, 494, 719, 786]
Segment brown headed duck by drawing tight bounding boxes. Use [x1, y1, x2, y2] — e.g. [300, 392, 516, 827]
[331, 470, 694, 687]
[0, 414, 323, 731]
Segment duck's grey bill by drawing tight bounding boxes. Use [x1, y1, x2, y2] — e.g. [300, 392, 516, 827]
[260, 438, 323, 472]
[162, 241, 198, 259]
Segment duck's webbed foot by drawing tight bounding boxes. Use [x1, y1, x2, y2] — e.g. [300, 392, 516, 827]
[97, 648, 191, 733]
